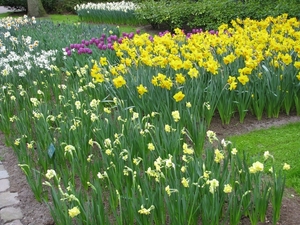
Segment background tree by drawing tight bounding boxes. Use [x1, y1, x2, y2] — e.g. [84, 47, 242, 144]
[27, 0, 46, 17]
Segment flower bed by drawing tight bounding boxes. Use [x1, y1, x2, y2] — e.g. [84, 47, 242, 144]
[0, 14, 296, 224]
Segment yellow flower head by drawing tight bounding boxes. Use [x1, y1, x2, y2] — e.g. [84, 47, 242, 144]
[224, 184, 232, 194]
[229, 81, 237, 90]
[280, 53, 292, 65]
[294, 61, 300, 69]
[296, 72, 300, 81]
[138, 205, 155, 215]
[231, 148, 238, 155]
[137, 84, 148, 96]
[227, 76, 237, 90]
[45, 169, 57, 180]
[148, 143, 155, 151]
[188, 67, 199, 78]
[160, 78, 173, 90]
[164, 124, 171, 132]
[181, 177, 189, 187]
[249, 161, 264, 173]
[182, 60, 193, 70]
[237, 74, 249, 85]
[214, 149, 224, 163]
[173, 91, 185, 102]
[171, 110, 180, 122]
[175, 73, 186, 84]
[209, 179, 219, 194]
[223, 53, 236, 65]
[186, 102, 192, 108]
[283, 163, 290, 170]
[165, 185, 171, 196]
[113, 76, 126, 88]
[183, 143, 194, 155]
[99, 57, 108, 66]
[68, 206, 80, 218]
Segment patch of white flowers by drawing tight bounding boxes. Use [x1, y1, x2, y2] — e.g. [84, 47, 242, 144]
[74, 1, 138, 13]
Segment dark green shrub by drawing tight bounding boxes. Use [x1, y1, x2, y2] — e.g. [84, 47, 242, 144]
[136, 0, 300, 31]
[0, 0, 58, 13]
[0, 0, 26, 10]
[135, 0, 194, 30]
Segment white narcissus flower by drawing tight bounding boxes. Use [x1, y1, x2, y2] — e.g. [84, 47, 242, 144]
[171, 110, 180, 122]
[209, 179, 219, 194]
[224, 184, 232, 194]
[45, 169, 56, 180]
[181, 177, 189, 188]
[249, 161, 264, 173]
[231, 148, 238, 155]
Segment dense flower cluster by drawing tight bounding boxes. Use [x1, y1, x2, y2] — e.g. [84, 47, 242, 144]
[74, 1, 138, 12]
[64, 32, 138, 56]
[0, 15, 36, 30]
[89, 14, 300, 124]
[75, 1, 139, 25]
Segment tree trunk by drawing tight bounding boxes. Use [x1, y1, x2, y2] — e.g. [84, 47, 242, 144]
[27, 0, 47, 17]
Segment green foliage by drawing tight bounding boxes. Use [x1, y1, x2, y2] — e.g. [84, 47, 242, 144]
[136, 0, 300, 31]
[0, 0, 26, 10]
[0, 0, 58, 13]
[228, 122, 300, 194]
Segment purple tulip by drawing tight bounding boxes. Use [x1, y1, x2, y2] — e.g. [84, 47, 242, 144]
[128, 32, 134, 39]
[111, 35, 118, 41]
[118, 37, 123, 43]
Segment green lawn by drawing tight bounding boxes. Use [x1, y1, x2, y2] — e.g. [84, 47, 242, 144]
[228, 121, 300, 194]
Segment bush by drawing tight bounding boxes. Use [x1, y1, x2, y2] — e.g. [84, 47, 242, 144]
[136, 0, 300, 31]
[0, 0, 26, 10]
[0, 0, 57, 13]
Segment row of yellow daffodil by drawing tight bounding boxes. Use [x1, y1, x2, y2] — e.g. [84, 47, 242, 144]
[90, 14, 300, 124]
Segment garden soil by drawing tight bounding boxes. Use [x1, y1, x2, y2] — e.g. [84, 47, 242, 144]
[1, 113, 300, 225]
